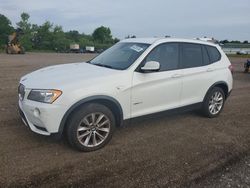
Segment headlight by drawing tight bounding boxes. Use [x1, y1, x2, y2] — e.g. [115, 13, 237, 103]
[27, 89, 62, 103]
[18, 84, 25, 101]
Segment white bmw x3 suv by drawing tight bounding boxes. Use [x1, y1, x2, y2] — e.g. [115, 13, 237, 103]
[18, 38, 233, 151]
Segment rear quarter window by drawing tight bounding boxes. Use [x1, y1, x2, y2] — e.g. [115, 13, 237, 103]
[206, 46, 221, 63]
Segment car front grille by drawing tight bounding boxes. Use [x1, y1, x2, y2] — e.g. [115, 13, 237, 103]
[18, 84, 25, 101]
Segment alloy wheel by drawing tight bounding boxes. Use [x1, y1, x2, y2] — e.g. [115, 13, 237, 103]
[77, 112, 111, 147]
[208, 91, 224, 115]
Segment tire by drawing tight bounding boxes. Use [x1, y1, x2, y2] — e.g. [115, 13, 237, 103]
[202, 87, 225, 118]
[66, 103, 115, 151]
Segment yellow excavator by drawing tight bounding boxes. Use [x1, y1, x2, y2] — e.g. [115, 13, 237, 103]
[5, 28, 25, 54]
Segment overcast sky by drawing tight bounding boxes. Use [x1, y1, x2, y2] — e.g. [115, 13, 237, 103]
[1, 0, 250, 41]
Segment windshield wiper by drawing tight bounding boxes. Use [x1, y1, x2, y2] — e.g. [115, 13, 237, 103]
[93, 63, 114, 69]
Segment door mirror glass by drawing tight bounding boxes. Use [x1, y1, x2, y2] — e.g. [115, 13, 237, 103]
[141, 61, 160, 72]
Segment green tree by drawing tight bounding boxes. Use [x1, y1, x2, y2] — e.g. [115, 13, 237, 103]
[230, 40, 241, 44]
[78, 37, 94, 48]
[220, 40, 229, 44]
[16, 12, 33, 50]
[33, 21, 54, 50]
[65, 30, 81, 42]
[17, 13, 31, 31]
[0, 14, 14, 47]
[1, 13, 118, 52]
[92, 26, 113, 43]
[52, 25, 71, 51]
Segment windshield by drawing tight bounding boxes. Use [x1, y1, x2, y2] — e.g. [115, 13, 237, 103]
[89, 42, 150, 70]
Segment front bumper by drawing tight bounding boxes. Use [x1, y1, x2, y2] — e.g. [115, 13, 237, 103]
[18, 98, 68, 136]
[18, 104, 50, 135]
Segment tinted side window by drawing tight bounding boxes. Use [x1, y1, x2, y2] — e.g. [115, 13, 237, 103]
[202, 45, 210, 65]
[145, 43, 179, 71]
[206, 46, 221, 63]
[181, 43, 203, 68]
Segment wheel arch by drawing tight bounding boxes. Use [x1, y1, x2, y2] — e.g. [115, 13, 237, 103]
[203, 81, 229, 102]
[58, 95, 124, 136]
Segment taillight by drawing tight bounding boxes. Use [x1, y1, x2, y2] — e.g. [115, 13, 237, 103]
[228, 64, 233, 74]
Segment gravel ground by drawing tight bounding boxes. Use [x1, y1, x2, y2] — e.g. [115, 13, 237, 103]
[0, 53, 250, 188]
[189, 154, 250, 188]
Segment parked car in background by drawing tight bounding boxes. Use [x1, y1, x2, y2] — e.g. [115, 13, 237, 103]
[86, 46, 95, 53]
[237, 50, 248, 55]
[69, 44, 80, 53]
[96, 48, 104, 53]
[18, 38, 233, 151]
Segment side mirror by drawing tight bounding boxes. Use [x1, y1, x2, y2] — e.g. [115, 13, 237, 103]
[141, 61, 160, 72]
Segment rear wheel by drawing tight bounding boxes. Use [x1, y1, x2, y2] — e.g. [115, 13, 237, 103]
[66, 103, 115, 151]
[202, 87, 225, 118]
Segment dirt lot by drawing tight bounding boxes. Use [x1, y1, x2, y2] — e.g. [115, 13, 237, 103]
[0, 53, 250, 188]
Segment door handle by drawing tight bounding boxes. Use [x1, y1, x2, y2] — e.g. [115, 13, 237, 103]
[171, 74, 182, 78]
[206, 68, 214, 72]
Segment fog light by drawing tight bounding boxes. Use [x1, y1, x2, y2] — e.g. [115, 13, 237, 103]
[33, 108, 40, 117]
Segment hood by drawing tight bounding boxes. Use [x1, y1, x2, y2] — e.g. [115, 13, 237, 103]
[20, 62, 121, 89]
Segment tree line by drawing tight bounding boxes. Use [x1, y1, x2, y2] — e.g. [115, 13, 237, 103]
[1, 12, 249, 52]
[0, 13, 119, 52]
[220, 40, 249, 44]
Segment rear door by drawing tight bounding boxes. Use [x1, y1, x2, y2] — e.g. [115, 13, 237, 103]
[180, 43, 218, 106]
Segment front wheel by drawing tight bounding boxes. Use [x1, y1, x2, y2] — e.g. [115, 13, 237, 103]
[202, 87, 225, 118]
[66, 103, 115, 151]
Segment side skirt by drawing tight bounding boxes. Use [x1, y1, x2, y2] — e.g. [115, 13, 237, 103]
[123, 102, 203, 126]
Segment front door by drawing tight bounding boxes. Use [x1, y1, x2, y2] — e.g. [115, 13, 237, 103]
[131, 43, 183, 118]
